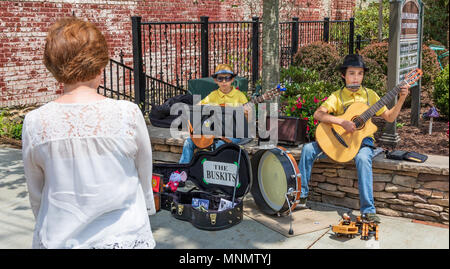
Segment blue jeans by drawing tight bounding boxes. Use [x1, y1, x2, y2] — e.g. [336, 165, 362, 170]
[179, 137, 242, 164]
[298, 137, 376, 214]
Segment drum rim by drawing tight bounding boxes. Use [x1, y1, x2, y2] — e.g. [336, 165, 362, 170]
[257, 147, 297, 213]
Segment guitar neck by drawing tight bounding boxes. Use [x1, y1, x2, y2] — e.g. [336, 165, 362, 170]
[359, 80, 407, 123]
[249, 94, 272, 105]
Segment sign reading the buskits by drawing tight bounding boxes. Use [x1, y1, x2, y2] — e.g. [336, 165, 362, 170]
[203, 161, 238, 187]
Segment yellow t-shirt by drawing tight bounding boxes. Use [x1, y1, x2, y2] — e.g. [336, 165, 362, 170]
[321, 86, 387, 116]
[320, 86, 387, 141]
[199, 87, 248, 106]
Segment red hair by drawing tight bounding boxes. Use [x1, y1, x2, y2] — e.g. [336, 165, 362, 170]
[43, 17, 109, 84]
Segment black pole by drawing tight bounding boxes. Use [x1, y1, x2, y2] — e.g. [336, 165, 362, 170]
[349, 17, 355, 55]
[356, 34, 362, 53]
[251, 16, 260, 86]
[291, 17, 299, 64]
[131, 16, 145, 112]
[200, 16, 209, 78]
[323, 17, 330, 43]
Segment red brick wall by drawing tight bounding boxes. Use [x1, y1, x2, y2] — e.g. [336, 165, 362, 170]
[0, 0, 356, 107]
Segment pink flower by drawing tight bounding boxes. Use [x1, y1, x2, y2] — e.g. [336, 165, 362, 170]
[322, 97, 328, 101]
[314, 96, 319, 103]
[291, 106, 296, 112]
[314, 120, 318, 125]
[306, 125, 310, 131]
[296, 103, 302, 109]
[302, 99, 305, 104]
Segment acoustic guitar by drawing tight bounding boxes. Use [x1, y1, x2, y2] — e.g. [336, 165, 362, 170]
[315, 68, 423, 163]
[189, 84, 286, 149]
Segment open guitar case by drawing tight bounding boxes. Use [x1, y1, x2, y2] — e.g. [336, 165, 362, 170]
[153, 143, 253, 231]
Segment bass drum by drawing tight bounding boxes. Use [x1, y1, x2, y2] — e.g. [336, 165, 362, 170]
[251, 146, 301, 215]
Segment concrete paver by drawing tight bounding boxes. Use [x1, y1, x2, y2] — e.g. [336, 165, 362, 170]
[1, 146, 448, 249]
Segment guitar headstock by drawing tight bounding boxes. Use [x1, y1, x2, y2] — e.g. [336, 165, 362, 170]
[403, 68, 423, 86]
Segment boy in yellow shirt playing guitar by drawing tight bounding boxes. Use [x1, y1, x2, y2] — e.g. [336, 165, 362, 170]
[179, 64, 249, 164]
[298, 54, 412, 223]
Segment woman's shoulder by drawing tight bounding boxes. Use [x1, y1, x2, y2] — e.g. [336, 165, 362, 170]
[23, 102, 53, 123]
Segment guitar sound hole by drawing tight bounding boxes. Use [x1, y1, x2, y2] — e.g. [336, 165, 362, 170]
[352, 116, 365, 129]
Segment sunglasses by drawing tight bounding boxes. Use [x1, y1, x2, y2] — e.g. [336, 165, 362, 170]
[215, 76, 233, 82]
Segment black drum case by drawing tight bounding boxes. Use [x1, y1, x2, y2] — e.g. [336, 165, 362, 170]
[153, 143, 253, 231]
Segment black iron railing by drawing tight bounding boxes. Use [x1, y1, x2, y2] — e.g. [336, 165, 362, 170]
[129, 16, 356, 111]
[98, 51, 135, 102]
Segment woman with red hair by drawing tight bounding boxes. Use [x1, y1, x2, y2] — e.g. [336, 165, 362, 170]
[22, 17, 155, 249]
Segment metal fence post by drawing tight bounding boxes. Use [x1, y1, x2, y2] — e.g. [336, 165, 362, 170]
[291, 17, 299, 64]
[356, 34, 362, 53]
[251, 16, 260, 86]
[349, 17, 355, 54]
[323, 17, 330, 43]
[200, 16, 209, 78]
[131, 16, 145, 112]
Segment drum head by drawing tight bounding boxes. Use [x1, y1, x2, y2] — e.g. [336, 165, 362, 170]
[257, 150, 288, 212]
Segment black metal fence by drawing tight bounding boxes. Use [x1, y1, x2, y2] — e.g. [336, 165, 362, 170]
[355, 35, 376, 52]
[97, 51, 135, 102]
[99, 16, 356, 113]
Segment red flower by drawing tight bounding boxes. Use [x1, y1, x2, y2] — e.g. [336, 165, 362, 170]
[304, 117, 309, 120]
[306, 125, 310, 131]
[296, 102, 302, 109]
[314, 96, 319, 103]
[314, 120, 318, 125]
[291, 106, 296, 112]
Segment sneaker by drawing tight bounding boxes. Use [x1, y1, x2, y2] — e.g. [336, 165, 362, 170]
[363, 213, 381, 224]
[297, 197, 308, 209]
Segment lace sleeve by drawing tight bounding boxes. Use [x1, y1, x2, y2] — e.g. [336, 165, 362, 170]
[22, 114, 45, 219]
[132, 105, 155, 215]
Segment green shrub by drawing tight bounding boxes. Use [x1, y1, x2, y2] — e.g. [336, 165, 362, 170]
[281, 81, 334, 141]
[280, 66, 320, 86]
[0, 111, 23, 140]
[359, 42, 389, 74]
[321, 55, 386, 97]
[421, 44, 442, 89]
[359, 43, 440, 99]
[280, 66, 340, 140]
[292, 42, 340, 72]
[433, 64, 449, 118]
[423, 0, 449, 47]
[360, 57, 387, 97]
[280, 66, 339, 100]
[354, 0, 390, 41]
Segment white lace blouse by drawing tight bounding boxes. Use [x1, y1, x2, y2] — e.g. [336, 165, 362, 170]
[22, 98, 156, 249]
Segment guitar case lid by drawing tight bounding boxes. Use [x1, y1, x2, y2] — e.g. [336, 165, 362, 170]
[154, 143, 253, 198]
[189, 143, 252, 198]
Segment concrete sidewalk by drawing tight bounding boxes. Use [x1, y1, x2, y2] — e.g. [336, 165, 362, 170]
[0, 145, 448, 249]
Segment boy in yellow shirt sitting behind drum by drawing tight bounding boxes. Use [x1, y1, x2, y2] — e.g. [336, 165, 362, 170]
[179, 64, 248, 164]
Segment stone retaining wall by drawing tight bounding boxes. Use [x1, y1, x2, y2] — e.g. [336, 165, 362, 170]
[308, 160, 449, 225]
[149, 128, 449, 225]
